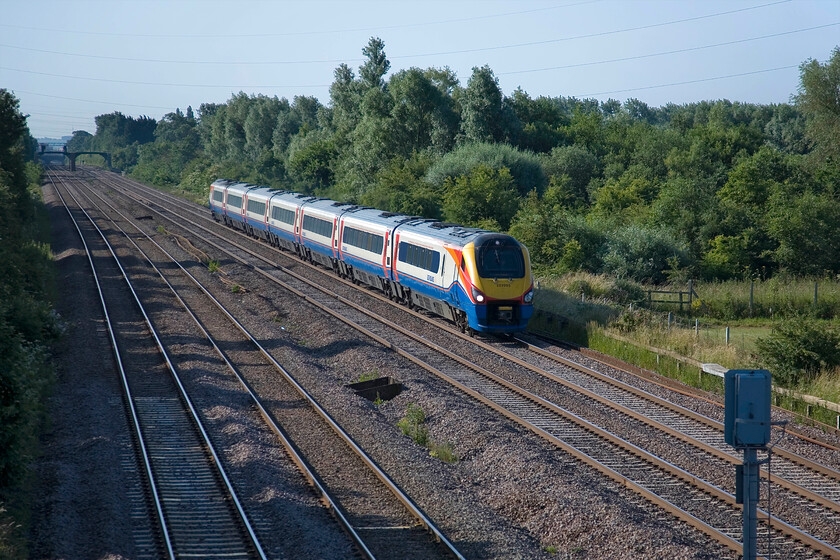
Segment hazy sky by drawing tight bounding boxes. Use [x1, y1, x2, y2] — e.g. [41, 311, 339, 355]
[3, 0, 838, 139]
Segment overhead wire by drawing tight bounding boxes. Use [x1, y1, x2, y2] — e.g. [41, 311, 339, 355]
[1, 22, 832, 89]
[498, 23, 839, 75]
[0, 0, 597, 39]
[0, 0, 793, 65]
[577, 65, 799, 97]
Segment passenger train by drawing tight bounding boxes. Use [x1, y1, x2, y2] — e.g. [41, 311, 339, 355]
[209, 179, 534, 334]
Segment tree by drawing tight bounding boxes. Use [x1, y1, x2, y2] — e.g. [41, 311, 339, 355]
[65, 130, 93, 152]
[508, 89, 568, 152]
[287, 135, 337, 192]
[360, 37, 391, 90]
[244, 95, 284, 160]
[442, 164, 520, 230]
[541, 145, 599, 205]
[388, 68, 447, 156]
[602, 225, 690, 284]
[796, 47, 840, 161]
[425, 142, 545, 196]
[459, 65, 503, 143]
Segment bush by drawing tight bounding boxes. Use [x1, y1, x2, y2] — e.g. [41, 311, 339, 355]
[602, 225, 690, 284]
[755, 318, 840, 386]
[397, 403, 429, 446]
[605, 278, 646, 305]
[425, 142, 546, 196]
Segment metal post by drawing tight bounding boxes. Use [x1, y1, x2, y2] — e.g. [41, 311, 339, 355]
[695, 318, 699, 337]
[668, 312, 673, 330]
[726, 326, 730, 345]
[742, 447, 760, 560]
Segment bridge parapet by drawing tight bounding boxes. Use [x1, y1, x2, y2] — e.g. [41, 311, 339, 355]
[38, 150, 112, 170]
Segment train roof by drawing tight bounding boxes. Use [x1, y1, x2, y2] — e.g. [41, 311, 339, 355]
[397, 218, 490, 244]
[210, 179, 501, 244]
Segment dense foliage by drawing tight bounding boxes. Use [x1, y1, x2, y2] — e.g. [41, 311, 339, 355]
[71, 41, 840, 284]
[0, 90, 58, 501]
[756, 318, 840, 386]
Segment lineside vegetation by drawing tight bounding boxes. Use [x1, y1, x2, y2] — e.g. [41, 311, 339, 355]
[0, 88, 60, 557]
[64, 42, 840, 399]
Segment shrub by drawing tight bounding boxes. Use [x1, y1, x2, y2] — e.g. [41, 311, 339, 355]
[397, 403, 429, 447]
[605, 278, 646, 305]
[429, 441, 457, 463]
[755, 318, 840, 386]
[425, 142, 546, 196]
[602, 224, 690, 284]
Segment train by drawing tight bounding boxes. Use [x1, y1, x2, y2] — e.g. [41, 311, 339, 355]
[209, 179, 534, 334]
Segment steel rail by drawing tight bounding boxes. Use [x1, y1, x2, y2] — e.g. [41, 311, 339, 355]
[69, 169, 462, 560]
[49, 170, 267, 559]
[70, 174, 379, 560]
[79, 171, 838, 559]
[90, 168, 840, 513]
[512, 337, 840, 497]
[47, 170, 177, 559]
[88, 167, 840, 452]
[537, 334, 840, 448]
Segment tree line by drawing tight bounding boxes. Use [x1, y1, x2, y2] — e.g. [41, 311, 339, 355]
[1, 88, 60, 553]
[67, 39, 840, 284]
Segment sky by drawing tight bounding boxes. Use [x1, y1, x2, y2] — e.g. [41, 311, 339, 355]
[2, 0, 838, 140]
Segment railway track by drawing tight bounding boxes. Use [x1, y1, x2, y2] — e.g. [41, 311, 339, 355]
[50, 168, 465, 559]
[47, 170, 266, 559]
[78, 168, 840, 558]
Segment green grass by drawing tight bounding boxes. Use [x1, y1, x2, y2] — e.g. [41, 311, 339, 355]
[397, 404, 458, 462]
[529, 272, 840, 413]
[356, 369, 380, 383]
[207, 259, 220, 273]
[690, 277, 840, 320]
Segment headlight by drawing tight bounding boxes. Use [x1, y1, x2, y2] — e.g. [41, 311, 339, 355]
[471, 285, 486, 303]
[524, 290, 534, 303]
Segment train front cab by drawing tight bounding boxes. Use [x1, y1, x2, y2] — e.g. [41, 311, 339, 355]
[462, 233, 533, 333]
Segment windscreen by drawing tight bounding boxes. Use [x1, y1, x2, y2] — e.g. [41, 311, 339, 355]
[475, 235, 525, 279]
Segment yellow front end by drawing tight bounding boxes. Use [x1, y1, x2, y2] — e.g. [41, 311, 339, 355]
[460, 238, 534, 332]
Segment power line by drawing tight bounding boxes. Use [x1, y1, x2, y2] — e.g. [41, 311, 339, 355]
[8, 89, 176, 110]
[499, 23, 839, 75]
[577, 65, 798, 97]
[2, 21, 829, 89]
[0, 0, 792, 65]
[394, 0, 793, 60]
[0, 66, 330, 89]
[0, 1, 597, 39]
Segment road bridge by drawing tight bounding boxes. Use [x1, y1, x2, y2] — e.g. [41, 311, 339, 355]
[37, 145, 112, 171]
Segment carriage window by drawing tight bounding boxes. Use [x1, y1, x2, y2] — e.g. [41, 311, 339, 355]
[343, 226, 384, 254]
[247, 199, 266, 215]
[397, 242, 440, 273]
[302, 215, 333, 238]
[226, 194, 242, 208]
[271, 206, 295, 225]
[212, 190, 224, 203]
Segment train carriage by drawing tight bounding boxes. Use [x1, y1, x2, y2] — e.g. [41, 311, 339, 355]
[217, 180, 257, 232]
[209, 179, 228, 218]
[337, 208, 409, 291]
[390, 220, 463, 324]
[242, 187, 276, 240]
[210, 179, 533, 334]
[266, 191, 313, 253]
[298, 198, 353, 269]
